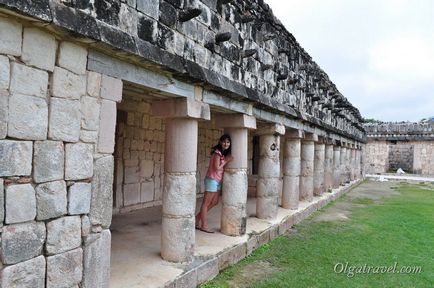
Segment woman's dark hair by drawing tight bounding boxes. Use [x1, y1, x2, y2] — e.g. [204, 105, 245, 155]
[211, 134, 232, 156]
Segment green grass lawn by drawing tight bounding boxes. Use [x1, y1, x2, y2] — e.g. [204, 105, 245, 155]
[201, 182, 434, 288]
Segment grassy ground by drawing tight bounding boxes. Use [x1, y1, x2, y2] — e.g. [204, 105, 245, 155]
[201, 181, 434, 288]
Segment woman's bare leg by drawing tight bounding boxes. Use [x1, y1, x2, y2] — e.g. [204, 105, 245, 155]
[196, 192, 215, 231]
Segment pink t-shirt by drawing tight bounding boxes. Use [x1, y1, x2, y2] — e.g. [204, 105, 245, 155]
[206, 150, 225, 182]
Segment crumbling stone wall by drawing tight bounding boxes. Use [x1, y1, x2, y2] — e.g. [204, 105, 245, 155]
[0, 16, 119, 287]
[388, 143, 413, 172]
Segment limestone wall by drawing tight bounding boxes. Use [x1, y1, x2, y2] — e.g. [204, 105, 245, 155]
[388, 143, 413, 172]
[364, 141, 389, 174]
[0, 16, 117, 287]
[412, 141, 434, 175]
[0, 0, 365, 141]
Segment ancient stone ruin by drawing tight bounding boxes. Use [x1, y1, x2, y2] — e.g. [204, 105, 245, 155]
[365, 121, 434, 175]
[0, 0, 367, 287]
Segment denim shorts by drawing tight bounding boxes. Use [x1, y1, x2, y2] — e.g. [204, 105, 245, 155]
[204, 177, 222, 192]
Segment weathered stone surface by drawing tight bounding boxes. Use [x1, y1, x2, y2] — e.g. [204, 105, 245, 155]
[0, 179, 4, 225]
[47, 248, 83, 288]
[0, 90, 8, 139]
[52, 67, 86, 99]
[5, 183, 36, 224]
[162, 173, 196, 216]
[1, 222, 46, 264]
[97, 100, 117, 153]
[313, 143, 325, 196]
[137, 0, 159, 19]
[81, 96, 100, 130]
[0, 17, 22, 56]
[89, 156, 114, 228]
[57, 41, 88, 75]
[65, 143, 93, 180]
[68, 182, 91, 215]
[0, 140, 32, 176]
[81, 215, 91, 236]
[218, 243, 247, 271]
[22, 27, 57, 71]
[0, 255, 45, 288]
[83, 230, 111, 288]
[161, 216, 195, 262]
[46, 216, 81, 255]
[196, 258, 218, 285]
[0, 55, 10, 89]
[333, 146, 341, 188]
[8, 93, 48, 140]
[87, 71, 102, 97]
[140, 181, 154, 203]
[80, 130, 98, 143]
[34, 140, 64, 183]
[49, 97, 81, 142]
[100, 74, 122, 102]
[9, 62, 48, 98]
[176, 269, 197, 288]
[36, 180, 67, 220]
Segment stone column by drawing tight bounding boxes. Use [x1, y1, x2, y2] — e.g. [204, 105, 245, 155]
[333, 145, 341, 188]
[340, 145, 347, 185]
[346, 145, 352, 183]
[256, 124, 285, 220]
[350, 146, 356, 181]
[282, 129, 303, 209]
[300, 133, 317, 202]
[324, 141, 334, 192]
[313, 139, 325, 196]
[152, 98, 210, 262]
[216, 114, 256, 236]
[361, 145, 366, 177]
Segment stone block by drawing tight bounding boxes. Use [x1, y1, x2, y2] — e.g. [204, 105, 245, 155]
[68, 182, 91, 215]
[140, 159, 154, 180]
[123, 183, 140, 206]
[196, 258, 219, 285]
[0, 55, 10, 89]
[151, 98, 210, 120]
[65, 143, 93, 180]
[141, 181, 154, 202]
[22, 27, 57, 71]
[0, 17, 22, 56]
[5, 183, 36, 224]
[81, 215, 91, 236]
[49, 97, 81, 142]
[176, 269, 197, 288]
[81, 96, 100, 131]
[9, 62, 48, 98]
[100, 74, 122, 102]
[215, 114, 256, 129]
[34, 140, 64, 183]
[80, 130, 99, 143]
[97, 100, 117, 153]
[137, 0, 159, 19]
[82, 230, 111, 288]
[8, 93, 48, 140]
[47, 248, 83, 288]
[161, 216, 195, 262]
[46, 216, 81, 255]
[0, 140, 32, 176]
[1, 222, 45, 264]
[124, 166, 139, 184]
[0, 256, 45, 288]
[52, 67, 86, 100]
[36, 180, 67, 220]
[57, 41, 88, 75]
[87, 71, 101, 97]
[0, 179, 3, 225]
[218, 243, 247, 270]
[89, 156, 114, 228]
[0, 90, 8, 139]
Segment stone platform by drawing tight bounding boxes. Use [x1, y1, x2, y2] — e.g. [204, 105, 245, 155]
[110, 180, 362, 288]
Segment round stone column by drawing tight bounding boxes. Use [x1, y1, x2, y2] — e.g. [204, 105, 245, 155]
[152, 98, 210, 262]
[333, 146, 341, 188]
[324, 143, 334, 192]
[345, 146, 351, 183]
[282, 130, 302, 209]
[340, 146, 347, 185]
[216, 114, 256, 236]
[299, 133, 316, 202]
[256, 124, 285, 220]
[313, 141, 325, 196]
[350, 148, 356, 181]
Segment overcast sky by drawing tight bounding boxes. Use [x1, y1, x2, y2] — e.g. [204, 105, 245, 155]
[266, 0, 434, 122]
